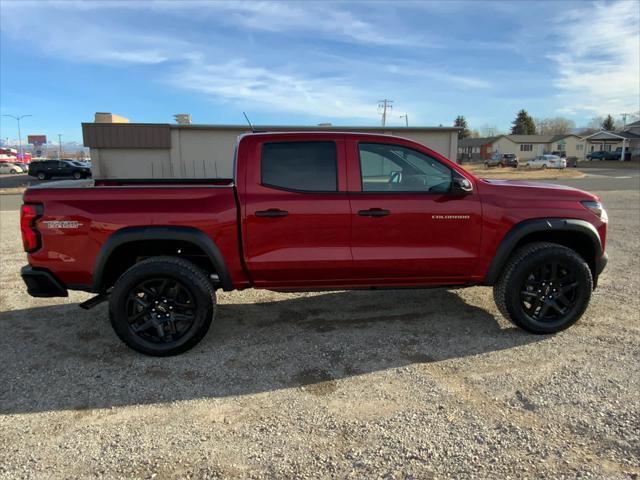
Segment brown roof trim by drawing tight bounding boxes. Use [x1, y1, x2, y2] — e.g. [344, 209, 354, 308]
[82, 123, 171, 149]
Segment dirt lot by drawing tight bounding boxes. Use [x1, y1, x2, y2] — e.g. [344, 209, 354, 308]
[1, 188, 639, 479]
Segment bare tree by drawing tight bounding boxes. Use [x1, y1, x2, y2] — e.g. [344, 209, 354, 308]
[479, 124, 500, 137]
[535, 117, 575, 135]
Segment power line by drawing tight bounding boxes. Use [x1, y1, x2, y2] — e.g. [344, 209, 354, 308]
[620, 113, 634, 129]
[378, 99, 393, 127]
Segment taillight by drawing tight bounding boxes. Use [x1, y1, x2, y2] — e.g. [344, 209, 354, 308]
[20, 203, 43, 252]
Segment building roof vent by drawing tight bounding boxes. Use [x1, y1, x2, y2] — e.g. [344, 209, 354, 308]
[174, 114, 192, 125]
[94, 112, 129, 123]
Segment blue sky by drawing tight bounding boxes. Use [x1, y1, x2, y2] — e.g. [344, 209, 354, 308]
[1, 0, 639, 142]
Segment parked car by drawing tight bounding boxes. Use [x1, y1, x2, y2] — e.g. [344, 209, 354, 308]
[28, 160, 91, 180]
[20, 132, 608, 356]
[10, 162, 29, 171]
[586, 150, 614, 161]
[525, 154, 567, 169]
[608, 147, 632, 161]
[484, 153, 518, 168]
[0, 162, 25, 174]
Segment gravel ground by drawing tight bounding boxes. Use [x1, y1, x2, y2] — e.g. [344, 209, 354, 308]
[0, 189, 639, 479]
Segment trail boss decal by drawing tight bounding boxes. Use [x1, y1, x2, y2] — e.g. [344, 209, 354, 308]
[42, 220, 83, 229]
[432, 215, 470, 220]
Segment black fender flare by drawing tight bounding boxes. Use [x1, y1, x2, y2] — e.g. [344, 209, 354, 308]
[92, 226, 233, 292]
[483, 218, 603, 285]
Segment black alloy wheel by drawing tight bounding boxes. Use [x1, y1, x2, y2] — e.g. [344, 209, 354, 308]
[494, 242, 593, 334]
[125, 277, 197, 343]
[520, 261, 579, 323]
[109, 256, 215, 356]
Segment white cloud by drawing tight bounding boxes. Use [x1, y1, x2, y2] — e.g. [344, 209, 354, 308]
[167, 59, 378, 120]
[385, 64, 491, 90]
[0, 2, 187, 65]
[549, 0, 640, 117]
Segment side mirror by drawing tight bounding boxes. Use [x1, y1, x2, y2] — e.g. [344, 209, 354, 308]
[451, 174, 473, 195]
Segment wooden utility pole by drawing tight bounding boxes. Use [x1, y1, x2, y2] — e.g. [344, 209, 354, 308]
[378, 99, 393, 127]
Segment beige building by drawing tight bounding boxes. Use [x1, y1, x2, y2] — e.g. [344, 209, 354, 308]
[82, 121, 461, 179]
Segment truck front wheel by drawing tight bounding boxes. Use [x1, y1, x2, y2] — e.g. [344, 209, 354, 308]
[493, 242, 593, 334]
[109, 256, 216, 356]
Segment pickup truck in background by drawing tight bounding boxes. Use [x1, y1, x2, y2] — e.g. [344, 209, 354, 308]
[20, 132, 608, 356]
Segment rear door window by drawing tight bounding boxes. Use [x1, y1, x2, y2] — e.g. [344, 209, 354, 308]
[261, 142, 337, 192]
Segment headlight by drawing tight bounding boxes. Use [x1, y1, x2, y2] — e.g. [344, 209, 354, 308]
[581, 200, 608, 222]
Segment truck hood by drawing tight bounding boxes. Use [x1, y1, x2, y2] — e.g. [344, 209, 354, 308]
[477, 178, 599, 201]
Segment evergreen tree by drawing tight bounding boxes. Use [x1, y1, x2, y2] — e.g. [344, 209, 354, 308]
[602, 114, 615, 131]
[454, 115, 470, 139]
[510, 109, 536, 135]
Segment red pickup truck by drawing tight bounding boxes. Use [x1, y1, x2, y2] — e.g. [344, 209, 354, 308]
[20, 132, 608, 356]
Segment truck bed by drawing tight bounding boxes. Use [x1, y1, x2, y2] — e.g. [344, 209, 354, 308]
[23, 179, 247, 291]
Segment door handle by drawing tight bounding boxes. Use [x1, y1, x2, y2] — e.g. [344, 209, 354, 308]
[358, 208, 390, 217]
[255, 208, 289, 218]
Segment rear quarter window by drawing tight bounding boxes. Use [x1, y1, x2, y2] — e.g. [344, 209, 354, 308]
[261, 141, 337, 192]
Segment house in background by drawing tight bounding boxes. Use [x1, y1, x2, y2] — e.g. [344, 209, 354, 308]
[582, 128, 640, 159]
[457, 137, 496, 161]
[625, 119, 640, 136]
[492, 134, 584, 160]
[458, 134, 584, 162]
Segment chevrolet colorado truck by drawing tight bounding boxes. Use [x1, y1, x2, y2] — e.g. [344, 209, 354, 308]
[20, 132, 608, 356]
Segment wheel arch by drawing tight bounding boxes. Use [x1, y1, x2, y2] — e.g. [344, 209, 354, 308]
[484, 218, 603, 286]
[93, 226, 233, 293]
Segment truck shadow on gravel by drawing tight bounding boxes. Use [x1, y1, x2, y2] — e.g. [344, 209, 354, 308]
[0, 289, 544, 414]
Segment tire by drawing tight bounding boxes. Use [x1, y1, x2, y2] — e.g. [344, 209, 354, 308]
[109, 256, 216, 356]
[484, 162, 489, 168]
[493, 242, 593, 334]
[542, 164, 547, 169]
[10, 169, 18, 174]
[72, 171, 82, 179]
[37, 172, 47, 180]
[498, 162, 504, 168]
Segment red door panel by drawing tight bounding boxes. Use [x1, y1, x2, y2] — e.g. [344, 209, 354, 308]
[349, 194, 482, 280]
[240, 136, 352, 287]
[346, 139, 482, 283]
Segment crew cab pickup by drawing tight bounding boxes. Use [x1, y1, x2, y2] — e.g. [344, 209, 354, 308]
[20, 132, 608, 356]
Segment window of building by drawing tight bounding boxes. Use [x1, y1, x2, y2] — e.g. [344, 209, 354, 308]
[261, 142, 337, 191]
[557, 143, 566, 151]
[520, 144, 533, 152]
[605, 144, 612, 152]
[358, 143, 452, 193]
[576, 144, 584, 151]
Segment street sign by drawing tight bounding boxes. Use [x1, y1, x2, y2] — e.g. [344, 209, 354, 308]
[28, 135, 47, 145]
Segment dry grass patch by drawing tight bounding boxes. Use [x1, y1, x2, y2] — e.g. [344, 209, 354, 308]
[461, 164, 585, 180]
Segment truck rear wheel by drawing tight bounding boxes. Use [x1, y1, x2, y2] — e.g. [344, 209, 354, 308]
[493, 242, 592, 334]
[109, 256, 215, 356]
